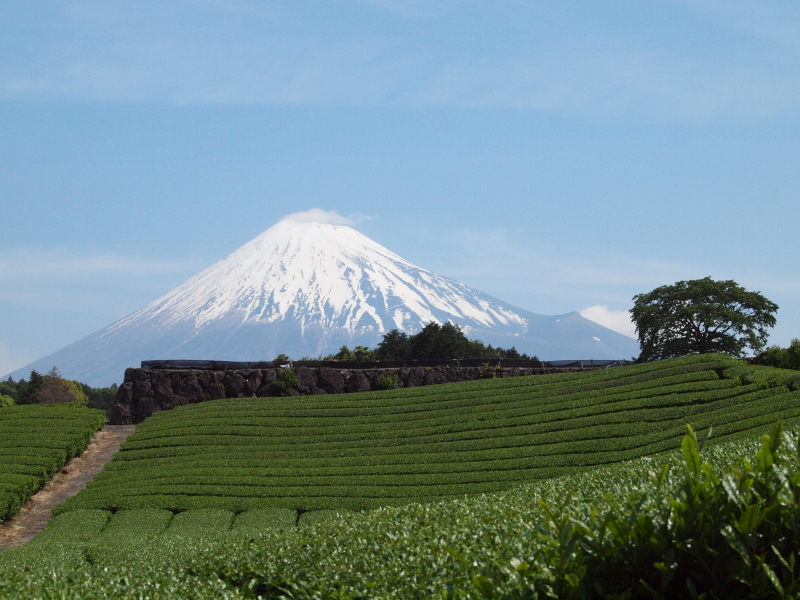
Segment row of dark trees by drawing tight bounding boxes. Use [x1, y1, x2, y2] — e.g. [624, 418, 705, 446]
[0, 367, 118, 415]
[302, 322, 537, 362]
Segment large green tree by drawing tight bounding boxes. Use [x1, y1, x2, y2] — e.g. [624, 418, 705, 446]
[630, 277, 778, 361]
[37, 366, 89, 405]
[374, 330, 412, 361]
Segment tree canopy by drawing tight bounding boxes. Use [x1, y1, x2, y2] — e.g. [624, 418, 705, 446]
[18, 370, 44, 404]
[754, 338, 800, 371]
[36, 367, 89, 405]
[2, 369, 115, 413]
[630, 277, 778, 361]
[306, 322, 534, 362]
[372, 322, 531, 361]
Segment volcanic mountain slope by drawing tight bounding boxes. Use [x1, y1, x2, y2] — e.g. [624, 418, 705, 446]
[7, 219, 640, 386]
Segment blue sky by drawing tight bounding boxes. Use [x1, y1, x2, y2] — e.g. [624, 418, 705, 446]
[2, 1, 799, 378]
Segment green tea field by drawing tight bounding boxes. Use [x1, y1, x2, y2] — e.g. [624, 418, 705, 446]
[1, 354, 799, 599]
[0, 405, 105, 521]
[57, 353, 800, 515]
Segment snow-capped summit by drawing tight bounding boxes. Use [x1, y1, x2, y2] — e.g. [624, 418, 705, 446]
[112, 219, 529, 339]
[7, 214, 640, 386]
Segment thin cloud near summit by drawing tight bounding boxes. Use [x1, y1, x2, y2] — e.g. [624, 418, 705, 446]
[580, 305, 637, 339]
[280, 209, 373, 227]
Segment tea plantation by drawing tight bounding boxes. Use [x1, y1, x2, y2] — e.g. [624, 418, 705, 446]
[0, 354, 799, 599]
[0, 404, 105, 521]
[56, 353, 800, 515]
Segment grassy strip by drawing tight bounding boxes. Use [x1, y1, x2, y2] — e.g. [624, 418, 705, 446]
[87, 399, 800, 474]
[231, 508, 297, 533]
[163, 509, 236, 538]
[114, 382, 763, 453]
[94, 394, 800, 490]
[104, 391, 800, 464]
[91, 509, 174, 545]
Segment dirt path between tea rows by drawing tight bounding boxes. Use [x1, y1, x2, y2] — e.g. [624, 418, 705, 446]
[0, 424, 136, 550]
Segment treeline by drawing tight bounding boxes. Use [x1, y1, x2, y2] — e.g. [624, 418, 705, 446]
[0, 366, 117, 416]
[753, 338, 800, 371]
[302, 322, 537, 362]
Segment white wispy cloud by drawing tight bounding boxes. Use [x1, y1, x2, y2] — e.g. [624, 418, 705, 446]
[580, 305, 637, 339]
[1, 1, 798, 120]
[281, 209, 352, 226]
[684, 0, 800, 56]
[0, 248, 203, 313]
[425, 227, 704, 292]
[280, 209, 374, 227]
[0, 248, 199, 281]
[409, 53, 800, 121]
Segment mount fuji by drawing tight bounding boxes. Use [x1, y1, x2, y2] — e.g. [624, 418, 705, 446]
[7, 217, 640, 386]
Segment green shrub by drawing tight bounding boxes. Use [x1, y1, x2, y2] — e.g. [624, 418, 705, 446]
[759, 338, 800, 371]
[163, 509, 235, 538]
[376, 372, 398, 390]
[461, 423, 800, 600]
[51, 356, 800, 517]
[3, 425, 800, 599]
[274, 369, 298, 397]
[478, 362, 500, 379]
[231, 508, 296, 533]
[297, 508, 354, 527]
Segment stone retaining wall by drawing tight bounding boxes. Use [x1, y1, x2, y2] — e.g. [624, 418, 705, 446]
[110, 365, 581, 424]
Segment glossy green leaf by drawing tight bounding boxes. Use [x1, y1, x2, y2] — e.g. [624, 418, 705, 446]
[736, 504, 763, 534]
[682, 433, 701, 475]
[762, 563, 784, 597]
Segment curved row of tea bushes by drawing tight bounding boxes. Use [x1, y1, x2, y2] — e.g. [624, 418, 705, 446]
[55, 355, 800, 514]
[0, 405, 105, 521]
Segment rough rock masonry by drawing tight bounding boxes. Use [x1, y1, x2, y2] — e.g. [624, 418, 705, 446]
[110, 365, 575, 424]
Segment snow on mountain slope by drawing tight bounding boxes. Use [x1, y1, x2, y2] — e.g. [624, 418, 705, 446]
[6, 218, 640, 386]
[107, 220, 529, 339]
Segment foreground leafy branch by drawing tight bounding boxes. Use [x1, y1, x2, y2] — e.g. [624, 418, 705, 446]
[470, 423, 800, 600]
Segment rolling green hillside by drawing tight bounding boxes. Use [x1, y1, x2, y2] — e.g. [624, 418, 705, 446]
[56, 354, 800, 515]
[2, 354, 800, 598]
[1, 420, 797, 599]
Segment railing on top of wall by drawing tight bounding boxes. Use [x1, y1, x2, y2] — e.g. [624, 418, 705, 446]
[141, 358, 634, 371]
